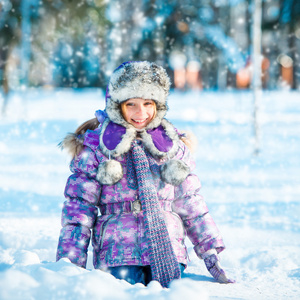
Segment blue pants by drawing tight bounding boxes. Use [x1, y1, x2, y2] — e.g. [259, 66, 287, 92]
[107, 264, 185, 285]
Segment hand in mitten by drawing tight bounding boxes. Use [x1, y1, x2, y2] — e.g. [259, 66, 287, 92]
[204, 254, 235, 284]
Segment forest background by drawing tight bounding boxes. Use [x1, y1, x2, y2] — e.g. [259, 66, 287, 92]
[0, 0, 300, 99]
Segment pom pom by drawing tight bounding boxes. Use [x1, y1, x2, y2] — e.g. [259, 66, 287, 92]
[96, 160, 123, 185]
[160, 159, 190, 186]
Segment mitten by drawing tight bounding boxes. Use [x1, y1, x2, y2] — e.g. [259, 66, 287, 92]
[204, 254, 235, 284]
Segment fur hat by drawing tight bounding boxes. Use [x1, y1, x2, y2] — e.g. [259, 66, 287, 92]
[105, 61, 171, 129]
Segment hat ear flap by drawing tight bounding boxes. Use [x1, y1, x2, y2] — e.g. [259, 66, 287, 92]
[96, 159, 123, 185]
[160, 159, 190, 186]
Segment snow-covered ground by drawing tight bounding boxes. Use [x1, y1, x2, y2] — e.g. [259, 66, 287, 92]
[0, 89, 299, 299]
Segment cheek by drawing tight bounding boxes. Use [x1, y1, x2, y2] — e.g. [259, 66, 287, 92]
[148, 107, 155, 118]
[122, 110, 131, 122]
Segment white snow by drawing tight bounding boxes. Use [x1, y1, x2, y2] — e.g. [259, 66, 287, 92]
[0, 89, 299, 299]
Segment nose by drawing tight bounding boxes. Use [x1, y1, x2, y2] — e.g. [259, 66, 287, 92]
[136, 104, 145, 115]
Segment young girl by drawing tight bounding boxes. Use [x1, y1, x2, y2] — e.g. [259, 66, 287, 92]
[56, 61, 235, 287]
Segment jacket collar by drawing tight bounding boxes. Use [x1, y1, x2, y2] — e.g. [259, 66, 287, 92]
[98, 117, 180, 160]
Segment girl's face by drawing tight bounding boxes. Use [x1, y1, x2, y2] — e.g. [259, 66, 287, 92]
[121, 98, 156, 129]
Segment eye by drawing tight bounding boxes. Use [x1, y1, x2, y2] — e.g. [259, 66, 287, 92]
[144, 101, 154, 106]
[126, 102, 135, 107]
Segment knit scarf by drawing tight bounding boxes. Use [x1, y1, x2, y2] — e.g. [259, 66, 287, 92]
[130, 140, 181, 288]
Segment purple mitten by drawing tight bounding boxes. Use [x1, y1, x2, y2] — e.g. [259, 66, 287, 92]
[204, 254, 235, 284]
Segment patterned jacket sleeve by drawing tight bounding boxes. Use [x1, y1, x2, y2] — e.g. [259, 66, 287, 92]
[56, 142, 101, 268]
[173, 141, 225, 259]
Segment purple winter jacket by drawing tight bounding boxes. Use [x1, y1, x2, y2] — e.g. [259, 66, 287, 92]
[56, 128, 225, 269]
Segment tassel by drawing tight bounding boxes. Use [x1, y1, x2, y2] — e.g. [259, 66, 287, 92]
[161, 159, 190, 186]
[96, 159, 123, 185]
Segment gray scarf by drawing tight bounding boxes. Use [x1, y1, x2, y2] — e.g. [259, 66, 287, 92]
[130, 140, 181, 288]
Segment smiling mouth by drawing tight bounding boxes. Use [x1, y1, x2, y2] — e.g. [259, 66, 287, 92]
[132, 118, 148, 124]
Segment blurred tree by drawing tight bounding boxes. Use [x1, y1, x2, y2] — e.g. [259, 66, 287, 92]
[105, 0, 144, 75]
[278, 0, 300, 89]
[0, 0, 23, 114]
[36, 0, 110, 88]
[0, 0, 110, 92]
